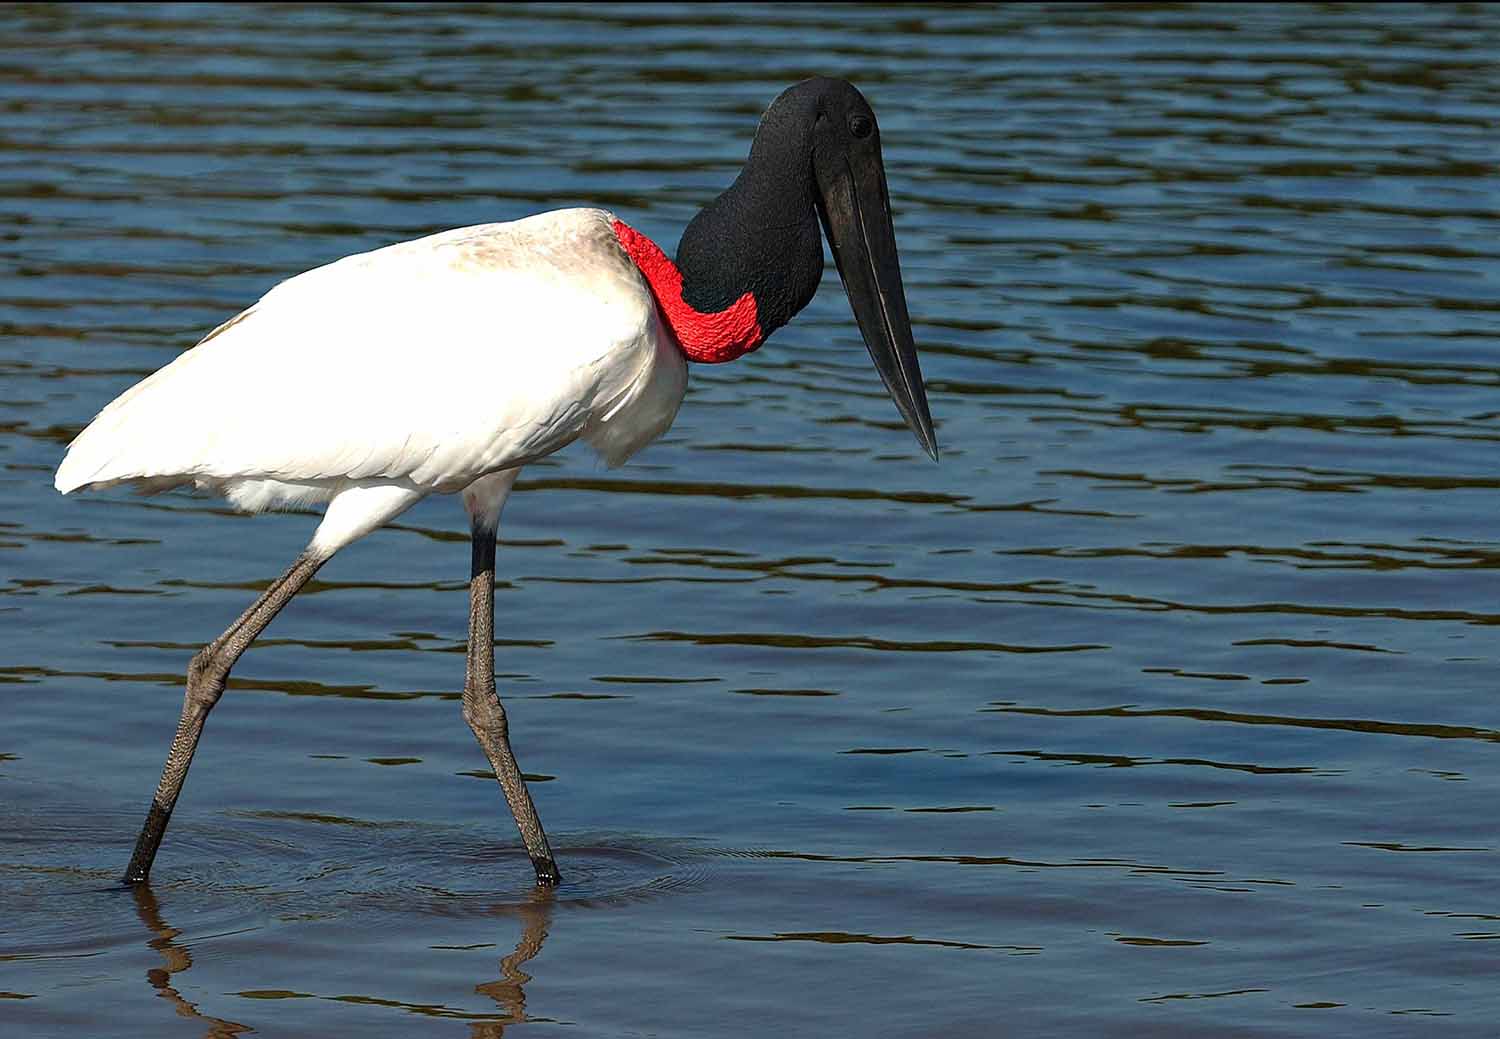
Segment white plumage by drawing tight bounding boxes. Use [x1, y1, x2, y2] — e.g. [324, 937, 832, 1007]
[55, 208, 687, 554]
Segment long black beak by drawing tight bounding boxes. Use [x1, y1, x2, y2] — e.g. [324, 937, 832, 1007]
[816, 146, 938, 461]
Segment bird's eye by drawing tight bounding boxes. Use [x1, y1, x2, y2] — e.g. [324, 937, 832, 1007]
[849, 114, 874, 139]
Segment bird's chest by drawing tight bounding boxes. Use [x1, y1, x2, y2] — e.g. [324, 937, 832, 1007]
[582, 315, 689, 468]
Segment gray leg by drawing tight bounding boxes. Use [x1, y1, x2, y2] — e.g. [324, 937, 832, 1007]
[123, 552, 325, 884]
[463, 523, 560, 886]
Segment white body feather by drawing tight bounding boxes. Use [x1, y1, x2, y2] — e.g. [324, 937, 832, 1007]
[55, 208, 687, 554]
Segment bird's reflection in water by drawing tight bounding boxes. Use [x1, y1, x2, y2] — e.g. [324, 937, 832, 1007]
[471, 886, 556, 1037]
[132, 883, 250, 1038]
[131, 881, 556, 1037]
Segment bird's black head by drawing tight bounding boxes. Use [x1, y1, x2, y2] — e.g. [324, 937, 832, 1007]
[675, 77, 938, 460]
[751, 76, 881, 184]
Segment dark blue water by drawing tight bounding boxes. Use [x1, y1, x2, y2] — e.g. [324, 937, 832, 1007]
[4, 4, 1500, 1035]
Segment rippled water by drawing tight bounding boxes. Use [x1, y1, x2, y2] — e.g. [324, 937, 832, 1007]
[4, 3, 1500, 1036]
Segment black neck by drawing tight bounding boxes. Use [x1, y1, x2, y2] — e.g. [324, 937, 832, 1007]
[675, 97, 825, 337]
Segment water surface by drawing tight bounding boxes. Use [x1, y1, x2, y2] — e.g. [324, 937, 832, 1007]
[4, 3, 1500, 1036]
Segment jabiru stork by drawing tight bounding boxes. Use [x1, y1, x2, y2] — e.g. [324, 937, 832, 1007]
[54, 77, 938, 887]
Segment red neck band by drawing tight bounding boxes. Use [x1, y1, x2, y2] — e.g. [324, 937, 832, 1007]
[612, 220, 762, 364]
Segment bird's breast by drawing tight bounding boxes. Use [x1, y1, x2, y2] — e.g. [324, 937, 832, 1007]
[581, 301, 688, 468]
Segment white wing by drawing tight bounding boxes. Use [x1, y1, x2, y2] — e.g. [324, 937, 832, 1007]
[56, 209, 680, 500]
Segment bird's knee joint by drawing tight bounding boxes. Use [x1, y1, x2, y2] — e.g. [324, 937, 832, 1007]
[462, 694, 508, 738]
[186, 648, 228, 708]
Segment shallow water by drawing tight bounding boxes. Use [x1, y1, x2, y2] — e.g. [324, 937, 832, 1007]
[4, 3, 1500, 1035]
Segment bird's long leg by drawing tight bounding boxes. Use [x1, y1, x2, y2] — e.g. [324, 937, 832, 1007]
[123, 552, 326, 884]
[463, 522, 560, 886]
